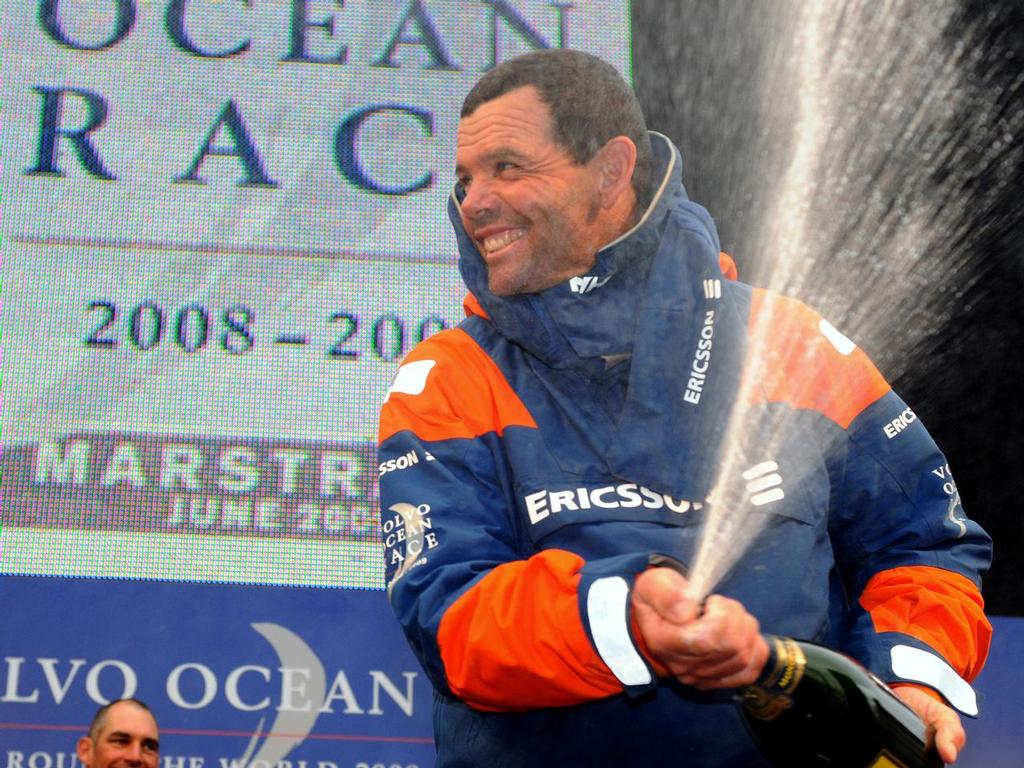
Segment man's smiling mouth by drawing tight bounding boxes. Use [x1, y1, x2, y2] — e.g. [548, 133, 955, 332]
[481, 228, 527, 254]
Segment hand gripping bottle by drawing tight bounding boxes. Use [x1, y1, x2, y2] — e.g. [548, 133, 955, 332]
[740, 636, 943, 767]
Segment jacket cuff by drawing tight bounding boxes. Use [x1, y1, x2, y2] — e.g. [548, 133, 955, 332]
[860, 632, 981, 717]
[577, 552, 673, 696]
[889, 644, 979, 717]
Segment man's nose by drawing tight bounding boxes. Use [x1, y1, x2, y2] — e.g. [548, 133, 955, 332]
[460, 179, 496, 221]
[124, 742, 143, 764]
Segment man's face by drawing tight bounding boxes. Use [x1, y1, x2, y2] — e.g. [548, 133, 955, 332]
[455, 86, 612, 296]
[76, 702, 160, 768]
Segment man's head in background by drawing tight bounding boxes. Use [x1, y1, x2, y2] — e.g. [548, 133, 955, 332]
[76, 698, 159, 768]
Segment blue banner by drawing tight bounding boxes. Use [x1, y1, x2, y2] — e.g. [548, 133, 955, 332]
[1, 577, 433, 766]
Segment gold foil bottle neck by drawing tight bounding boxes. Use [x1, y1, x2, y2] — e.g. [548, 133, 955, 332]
[743, 636, 807, 721]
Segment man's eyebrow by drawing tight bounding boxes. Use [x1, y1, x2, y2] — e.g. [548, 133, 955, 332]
[455, 147, 531, 175]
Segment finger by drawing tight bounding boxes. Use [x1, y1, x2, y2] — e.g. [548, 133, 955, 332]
[633, 568, 699, 625]
[933, 716, 965, 764]
[683, 663, 763, 690]
[935, 736, 957, 764]
[679, 642, 759, 681]
[678, 630, 768, 689]
[677, 596, 759, 656]
[892, 685, 965, 765]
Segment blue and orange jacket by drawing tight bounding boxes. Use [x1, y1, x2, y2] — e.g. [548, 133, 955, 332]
[378, 134, 992, 767]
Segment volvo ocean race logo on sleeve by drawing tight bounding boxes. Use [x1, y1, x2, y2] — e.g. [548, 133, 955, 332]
[383, 502, 439, 594]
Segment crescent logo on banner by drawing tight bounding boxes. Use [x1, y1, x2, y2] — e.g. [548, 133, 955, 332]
[237, 623, 327, 766]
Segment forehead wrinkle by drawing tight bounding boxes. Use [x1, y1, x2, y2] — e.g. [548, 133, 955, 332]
[457, 95, 555, 159]
[457, 121, 549, 166]
[459, 108, 551, 141]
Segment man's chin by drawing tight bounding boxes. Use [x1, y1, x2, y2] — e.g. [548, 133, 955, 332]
[486, 269, 524, 297]
[487, 280, 517, 297]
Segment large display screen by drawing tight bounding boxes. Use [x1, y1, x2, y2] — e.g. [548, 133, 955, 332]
[1, 0, 631, 589]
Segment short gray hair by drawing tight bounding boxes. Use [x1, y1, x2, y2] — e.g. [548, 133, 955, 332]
[87, 698, 154, 740]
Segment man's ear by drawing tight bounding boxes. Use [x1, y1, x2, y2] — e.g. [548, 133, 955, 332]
[595, 136, 638, 208]
[77, 736, 94, 767]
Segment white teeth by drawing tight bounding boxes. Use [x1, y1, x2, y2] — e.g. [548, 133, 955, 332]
[482, 229, 525, 254]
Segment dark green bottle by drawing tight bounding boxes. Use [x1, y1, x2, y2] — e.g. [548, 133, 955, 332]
[740, 636, 943, 767]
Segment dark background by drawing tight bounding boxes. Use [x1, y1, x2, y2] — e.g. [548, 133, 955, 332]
[631, 0, 1023, 616]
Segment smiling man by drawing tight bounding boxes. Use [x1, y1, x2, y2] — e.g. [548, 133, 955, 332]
[377, 49, 991, 767]
[77, 699, 160, 768]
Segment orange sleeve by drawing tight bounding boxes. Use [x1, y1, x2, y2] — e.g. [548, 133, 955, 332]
[436, 549, 624, 711]
[860, 565, 992, 681]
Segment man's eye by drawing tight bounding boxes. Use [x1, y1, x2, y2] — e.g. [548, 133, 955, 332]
[496, 161, 518, 172]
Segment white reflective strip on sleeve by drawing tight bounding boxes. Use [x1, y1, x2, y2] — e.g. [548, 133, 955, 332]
[586, 576, 653, 687]
[890, 645, 979, 716]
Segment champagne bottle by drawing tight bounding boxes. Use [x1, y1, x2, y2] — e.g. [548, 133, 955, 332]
[740, 636, 943, 768]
